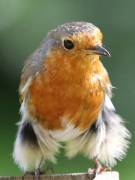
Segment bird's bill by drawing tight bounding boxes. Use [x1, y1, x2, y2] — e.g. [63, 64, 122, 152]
[88, 45, 111, 57]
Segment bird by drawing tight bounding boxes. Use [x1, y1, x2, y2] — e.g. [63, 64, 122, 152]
[13, 21, 130, 176]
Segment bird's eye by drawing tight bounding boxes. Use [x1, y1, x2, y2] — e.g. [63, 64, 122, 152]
[63, 39, 74, 50]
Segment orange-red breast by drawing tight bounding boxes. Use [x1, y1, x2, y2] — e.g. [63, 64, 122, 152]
[13, 22, 130, 175]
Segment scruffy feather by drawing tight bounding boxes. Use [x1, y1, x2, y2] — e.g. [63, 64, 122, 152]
[13, 95, 130, 171]
[65, 95, 131, 167]
[13, 80, 130, 171]
[13, 134, 43, 172]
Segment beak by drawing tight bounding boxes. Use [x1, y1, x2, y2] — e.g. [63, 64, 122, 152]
[88, 45, 111, 57]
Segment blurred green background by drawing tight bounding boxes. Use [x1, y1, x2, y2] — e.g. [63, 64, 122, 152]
[0, 0, 134, 179]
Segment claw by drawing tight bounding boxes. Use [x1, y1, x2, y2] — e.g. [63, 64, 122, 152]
[23, 169, 43, 180]
[88, 159, 111, 178]
[34, 168, 44, 180]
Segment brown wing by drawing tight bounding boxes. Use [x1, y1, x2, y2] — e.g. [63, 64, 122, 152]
[19, 38, 56, 101]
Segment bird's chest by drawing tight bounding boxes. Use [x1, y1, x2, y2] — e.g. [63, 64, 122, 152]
[28, 59, 108, 131]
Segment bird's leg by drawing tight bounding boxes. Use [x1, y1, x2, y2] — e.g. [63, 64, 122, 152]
[34, 165, 55, 180]
[88, 159, 111, 177]
[34, 168, 43, 180]
[34, 156, 45, 180]
[95, 159, 103, 173]
[23, 169, 43, 180]
[88, 159, 102, 176]
[94, 159, 111, 173]
[23, 157, 44, 180]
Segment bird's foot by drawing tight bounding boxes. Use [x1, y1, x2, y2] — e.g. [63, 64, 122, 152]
[88, 159, 111, 178]
[34, 168, 43, 180]
[88, 166, 111, 175]
[23, 169, 44, 180]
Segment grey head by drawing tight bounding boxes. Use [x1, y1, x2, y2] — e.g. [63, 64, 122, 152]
[47, 21, 100, 40]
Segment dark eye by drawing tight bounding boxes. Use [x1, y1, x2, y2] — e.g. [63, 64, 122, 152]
[63, 39, 74, 50]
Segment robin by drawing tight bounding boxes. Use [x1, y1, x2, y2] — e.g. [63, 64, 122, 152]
[13, 22, 130, 175]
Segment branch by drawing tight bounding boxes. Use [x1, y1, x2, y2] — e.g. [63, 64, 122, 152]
[0, 171, 119, 180]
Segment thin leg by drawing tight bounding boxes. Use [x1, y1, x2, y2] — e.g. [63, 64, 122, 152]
[34, 169, 39, 180]
[34, 168, 42, 180]
[34, 156, 45, 180]
[94, 159, 103, 173]
[88, 159, 111, 177]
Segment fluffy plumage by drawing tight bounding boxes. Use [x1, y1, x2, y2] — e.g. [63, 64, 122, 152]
[13, 21, 131, 173]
